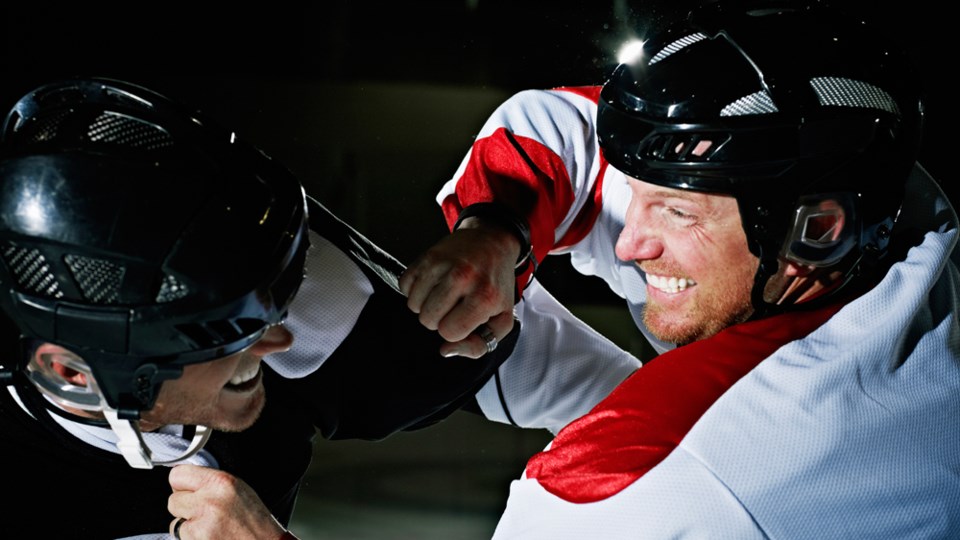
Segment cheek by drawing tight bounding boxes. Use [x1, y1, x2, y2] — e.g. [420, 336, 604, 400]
[189, 362, 235, 388]
[717, 234, 759, 283]
[676, 226, 755, 281]
[173, 359, 240, 394]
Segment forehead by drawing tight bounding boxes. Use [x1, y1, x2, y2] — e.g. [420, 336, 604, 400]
[630, 177, 740, 214]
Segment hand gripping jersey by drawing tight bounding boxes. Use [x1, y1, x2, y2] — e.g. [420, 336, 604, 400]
[438, 89, 960, 538]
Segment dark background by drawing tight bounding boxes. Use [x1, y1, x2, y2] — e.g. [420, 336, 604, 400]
[1, 1, 949, 301]
[2, 1, 950, 237]
[1, 2, 949, 537]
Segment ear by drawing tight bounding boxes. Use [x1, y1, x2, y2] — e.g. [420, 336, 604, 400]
[34, 343, 89, 387]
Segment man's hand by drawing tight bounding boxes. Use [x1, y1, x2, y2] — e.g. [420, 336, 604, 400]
[167, 464, 290, 540]
[399, 218, 519, 358]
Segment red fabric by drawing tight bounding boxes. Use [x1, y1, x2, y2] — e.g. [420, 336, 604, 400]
[440, 87, 611, 292]
[554, 86, 606, 249]
[525, 302, 845, 503]
[441, 127, 577, 293]
[557, 156, 607, 250]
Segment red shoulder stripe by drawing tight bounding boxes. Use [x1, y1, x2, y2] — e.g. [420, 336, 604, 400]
[525, 302, 844, 503]
[441, 127, 576, 292]
[554, 86, 605, 249]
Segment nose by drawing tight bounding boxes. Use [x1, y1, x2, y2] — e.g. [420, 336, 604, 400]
[249, 324, 294, 356]
[615, 208, 663, 263]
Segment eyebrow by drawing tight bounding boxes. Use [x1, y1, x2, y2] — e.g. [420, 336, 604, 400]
[648, 189, 701, 203]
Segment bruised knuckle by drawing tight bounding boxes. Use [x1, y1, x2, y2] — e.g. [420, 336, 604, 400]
[469, 282, 505, 308]
[203, 469, 241, 495]
[447, 261, 482, 285]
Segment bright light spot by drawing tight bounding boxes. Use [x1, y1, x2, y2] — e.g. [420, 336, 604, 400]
[617, 40, 645, 65]
[16, 190, 48, 235]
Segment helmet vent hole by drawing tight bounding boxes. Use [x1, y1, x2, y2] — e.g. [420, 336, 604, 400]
[673, 138, 715, 158]
[156, 274, 190, 303]
[645, 134, 724, 162]
[64, 254, 124, 304]
[87, 112, 174, 150]
[721, 90, 779, 116]
[649, 32, 708, 65]
[809, 77, 899, 116]
[2, 242, 63, 299]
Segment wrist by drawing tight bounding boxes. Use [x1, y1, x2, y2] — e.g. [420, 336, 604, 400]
[453, 202, 536, 277]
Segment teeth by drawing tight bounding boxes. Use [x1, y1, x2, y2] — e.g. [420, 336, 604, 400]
[646, 273, 696, 294]
[229, 365, 260, 386]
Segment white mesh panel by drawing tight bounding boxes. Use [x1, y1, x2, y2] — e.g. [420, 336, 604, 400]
[649, 33, 708, 65]
[809, 77, 899, 115]
[721, 90, 779, 116]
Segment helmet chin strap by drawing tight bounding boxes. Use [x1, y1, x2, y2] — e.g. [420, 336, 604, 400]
[749, 252, 780, 320]
[102, 408, 212, 470]
[26, 348, 212, 469]
[77, 377, 213, 469]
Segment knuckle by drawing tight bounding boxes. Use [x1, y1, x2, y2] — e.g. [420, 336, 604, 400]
[447, 262, 480, 285]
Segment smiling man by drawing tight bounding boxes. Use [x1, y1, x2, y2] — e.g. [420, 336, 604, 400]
[617, 181, 757, 345]
[399, 1, 960, 537]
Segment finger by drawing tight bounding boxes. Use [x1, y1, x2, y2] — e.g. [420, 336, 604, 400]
[439, 315, 513, 358]
[168, 488, 197, 520]
[403, 273, 432, 315]
[417, 276, 475, 333]
[170, 517, 187, 539]
[397, 263, 419, 298]
[402, 260, 451, 315]
[486, 310, 516, 338]
[439, 322, 498, 358]
[168, 464, 210, 492]
[439, 334, 487, 359]
[435, 288, 507, 341]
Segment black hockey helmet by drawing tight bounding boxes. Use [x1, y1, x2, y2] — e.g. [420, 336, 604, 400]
[0, 78, 309, 417]
[597, 1, 924, 310]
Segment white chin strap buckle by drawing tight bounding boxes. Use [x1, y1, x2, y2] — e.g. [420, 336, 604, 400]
[103, 409, 212, 469]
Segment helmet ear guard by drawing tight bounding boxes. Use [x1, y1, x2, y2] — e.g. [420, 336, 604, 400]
[27, 345, 110, 413]
[783, 193, 857, 268]
[781, 191, 894, 270]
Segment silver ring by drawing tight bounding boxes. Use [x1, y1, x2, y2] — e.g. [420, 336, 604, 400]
[479, 325, 498, 354]
[173, 517, 186, 539]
